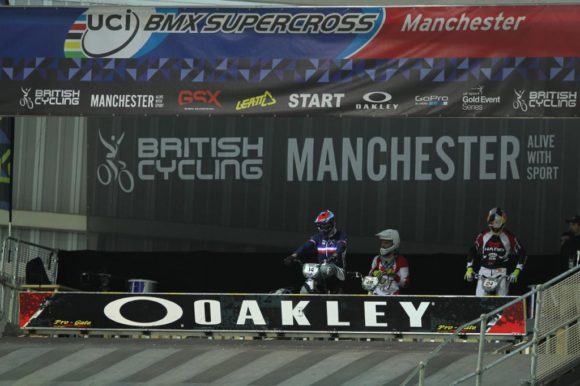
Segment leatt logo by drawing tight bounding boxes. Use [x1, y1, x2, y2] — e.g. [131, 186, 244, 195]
[236, 91, 276, 111]
[178, 90, 222, 111]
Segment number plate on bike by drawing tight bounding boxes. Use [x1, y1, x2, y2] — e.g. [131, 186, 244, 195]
[483, 278, 498, 290]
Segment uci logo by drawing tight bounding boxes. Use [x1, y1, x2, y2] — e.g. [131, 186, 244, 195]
[87, 9, 137, 32]
[83, 10, 141, 58]
[65, 8, 157, 58]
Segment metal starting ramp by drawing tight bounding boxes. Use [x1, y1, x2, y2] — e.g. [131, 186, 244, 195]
[0, 336, 531, 386]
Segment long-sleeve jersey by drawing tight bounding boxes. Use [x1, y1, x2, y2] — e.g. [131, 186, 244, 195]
[368, 254, 410, 295]
[561, 235, 580, 269]
[294, 230, 347, 268]
[467, 229, 527, 270]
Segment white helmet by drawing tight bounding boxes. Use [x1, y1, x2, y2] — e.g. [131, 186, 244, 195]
[487, 207, 507, 235]
[376, 229, 400, 256]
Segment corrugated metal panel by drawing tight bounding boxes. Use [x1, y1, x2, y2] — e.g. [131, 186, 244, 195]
[0, 227, 87, 250]
[1, 116, 88, 251]
[14, 117, 86, 215]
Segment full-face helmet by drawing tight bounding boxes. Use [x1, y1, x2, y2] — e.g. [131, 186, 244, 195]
[314, 210, 336, 236]
[376, 229, 400, 264]
[487, 207, 507, 235]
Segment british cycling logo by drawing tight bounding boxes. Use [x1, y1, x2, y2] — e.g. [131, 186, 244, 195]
[19, 87, 80, 109]
[513, 89, 528, 112]
[513, 89, 576, 112]
[19, 88, 33, 109]
[63, 8, 383, 58]
[97, 131, 135, 193]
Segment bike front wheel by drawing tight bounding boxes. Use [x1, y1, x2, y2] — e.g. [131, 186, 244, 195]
[118, 169, 135, 193]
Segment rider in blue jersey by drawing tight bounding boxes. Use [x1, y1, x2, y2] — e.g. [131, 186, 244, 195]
[284, 210, 348, 291]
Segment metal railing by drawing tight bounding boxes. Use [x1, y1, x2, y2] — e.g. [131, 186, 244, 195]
[401, 264, 580, 386]
[0, 237, 59, 331]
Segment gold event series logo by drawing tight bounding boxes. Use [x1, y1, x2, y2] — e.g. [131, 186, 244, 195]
[236, 91, 276, 111]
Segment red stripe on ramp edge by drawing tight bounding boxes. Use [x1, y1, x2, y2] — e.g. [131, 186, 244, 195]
[19, 292, 53, 328]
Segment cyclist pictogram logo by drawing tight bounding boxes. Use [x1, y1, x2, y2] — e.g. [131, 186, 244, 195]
[513, 89, 528, 112]
[97, 130, 134, 193]
[19, 87, 34, 110]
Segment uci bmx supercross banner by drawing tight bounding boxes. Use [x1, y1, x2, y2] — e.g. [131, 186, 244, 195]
[86, 116, 576, 254]
[19, 292, 526, 335]
[1, 5, 580, 117]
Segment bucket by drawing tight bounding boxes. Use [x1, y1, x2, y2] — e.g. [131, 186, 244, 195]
[128, 279, 157, 293]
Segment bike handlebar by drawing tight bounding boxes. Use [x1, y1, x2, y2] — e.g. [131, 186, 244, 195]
[473, 273, 508, 280]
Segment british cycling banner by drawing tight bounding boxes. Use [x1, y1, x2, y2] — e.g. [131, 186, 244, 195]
[1, 6, 580, 117]
[86, 116, 575, 255]
[19, 292, 526, 335]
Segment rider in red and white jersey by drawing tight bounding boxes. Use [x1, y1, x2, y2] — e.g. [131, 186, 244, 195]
[368, 229, 410, 295]
[465, 207, 527, 296]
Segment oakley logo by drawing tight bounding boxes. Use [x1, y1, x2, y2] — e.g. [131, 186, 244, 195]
[362, 92, 392, 104]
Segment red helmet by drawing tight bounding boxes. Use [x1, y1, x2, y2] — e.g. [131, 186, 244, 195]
[314, 210, 336, 235]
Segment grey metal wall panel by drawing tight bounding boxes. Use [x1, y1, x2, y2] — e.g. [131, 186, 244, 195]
[0, 227, 87, 250]
[86, 116, 579, 255]
[14, 117, 86, 215]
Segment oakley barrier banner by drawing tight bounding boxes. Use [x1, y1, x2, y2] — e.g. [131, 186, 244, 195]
[19, 292, 526, 335]
[1, 6, 580, 117]
[86, 116, 577, 254]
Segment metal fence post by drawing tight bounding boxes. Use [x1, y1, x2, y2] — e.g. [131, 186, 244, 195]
[475, 313, 487, 386]
[530, 284, 543, 385]
[0, 239, 6, 322]
[0, 239, 6, 276]
[7, 240, 18, 326]
[418, 361, 426, 386]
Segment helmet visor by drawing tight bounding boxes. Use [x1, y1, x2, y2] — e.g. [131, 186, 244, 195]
[317, 222, 334, 233]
